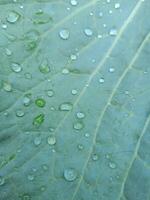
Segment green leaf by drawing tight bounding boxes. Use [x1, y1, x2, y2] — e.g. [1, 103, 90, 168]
[0, 0, 150, 200]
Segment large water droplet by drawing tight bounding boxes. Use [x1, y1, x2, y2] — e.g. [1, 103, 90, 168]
[64, 168, 77, 181]
[35, 98, 46, 108]
[7, 11, 20, 23]
[59, 102, 73, 111]
[59, 29, 70, 40]
[11, 63, 22, 73]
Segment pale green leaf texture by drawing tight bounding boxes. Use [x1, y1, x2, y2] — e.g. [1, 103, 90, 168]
[0, 0, 150, 200]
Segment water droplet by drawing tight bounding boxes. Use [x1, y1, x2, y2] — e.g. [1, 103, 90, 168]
[109, 162, 117, 169]
[11, 63, 22, 73]
[35, 98, 46, 108]
[2, 24, 7, 29]
[34, 137, 41, 146]
[62, 68, 70, 74]
[33, 114, 45, 126]
[7, 11, 20, 23]
[99, 12, 103, 17]
[92, 154, 99, 161]
[42, 164, 48, 171]
[21, 194, 31, 200]
[115, 3, 120, 9]
[70, 0, 78, 6]
[59, 102, 73, 111]
[5, 48, 12, 56]
[78, 144, 84, 150]
[32, 11, 52, 24]
[27, 174, 34, 181]
[76, 112, 85, 119]
[109, 28, 118, 36]
[71, 89, 78, 95]
[64, 168, 77, 181]
[109, 67, 115, 73]
[85, 133, 90, 138]
[70, 54, 77, 60]
[40, 186, 46, 191]
[0, 176, 5, 186]
[47, 90, 54, 97]
[39, 60, 50, 74]
[47, 135, 56, 145]
[84, 28, 93, 37]
[3, 81, 12, 92]
[23, 95, 31, 106]
[59, 29, 70, 40]
[24, 73, 32, 79]
[99, 78, 104, 83]
[73, 122, 84, 130]
[16, 110, 25, 117]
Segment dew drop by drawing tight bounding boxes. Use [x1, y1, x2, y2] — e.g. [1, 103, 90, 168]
[35, 98, 46, 108]
[78, 144, 84, 150]
[32, 11, 52, 24]
[27, 174, 34, 181]
[64, 168, 77, 182]
[99, 12, 103, 17]
[71, 89, 78, 95]
[109, 67, 115, 73]
[92, 154, 99, 161]
[5, 48, 12, 56]
[33, 114, 45, 126]
[62, 68, 70, 74]
[70, 0, 78, 6]
[11, 63, 22, 73]
[2, 24, 7, 29]
[76, 112, 85, 119]
[3, 82, 12, 92]
[84, 28, 93, 37]
[39, 60, 50, 74]
[70, 54, 77, 60]
[99, 78, 104, 83]
[47, 135, 56, 145]
[23, 96, 31, 106]
[73, 122, 84, 130]
[85, 133, 90, 138]
[16, 110, 25, 117]
[59, 102, 73, 111]
[7, 11, 20, 23]
[109, 28, 118, 36]
[34, 137, 41, 146]
[109, 162, 117, 169]
[47, 90, 54, 97]
[59, 29, 70, 40]
[115, 3, 120, 9]
[0, 176, 5, 186]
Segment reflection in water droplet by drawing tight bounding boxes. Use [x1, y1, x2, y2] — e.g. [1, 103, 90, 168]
[47, 135, 56, 145]
[84, 28, 93, 37]
[0, 176, 5, 186]
[59, 29, 70, 40]
[73, 122, 84, 130]
[11, 63, 22, 73]
[7, 11, 20, 23]
[64, 168, 77, 181]
[33, 114, 45, 126]
[35, 98, 46, 108]
[59, 102, 73, 111]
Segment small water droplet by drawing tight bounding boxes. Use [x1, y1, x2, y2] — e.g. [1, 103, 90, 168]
[3, 82, 12, 92]
[70, 54, 77, 60]
[92, 154, 99, 161]
[40, 186, 46, 191]
[2, 24, 7, 29]
[59, 29, 70, 40]
[109, 67, 115, 73]
[0, 176, 5, 186]
[11, 63, 22, 73]
[76, 112, 85, 119]
[71, 89, 78, 95]
[99, 12, 103, 17]
[47, 135, 56, 145]
[115, 3, 120, 9]
[24, 73, 32, 79]
[109, 162, 117, 169]
[62, 68, 70, 74]
[34, 137, 41, 146]
[84, 28, 93, 37]
[59, 102, 73, 111]
[7, 11, 20, 23]
[78, 144, 84, 150]
[33, 114, 45, 126]
[21, 194, 31, 200]
[35, 98, 46, 108]
[32, 11, 52, 24]
[85, 133, 90, 137]
[64, 168, 77, 181]
[16, 110, 25, 117]
[47, 90, 54, 97]
[42, 164, 48, 171]
[73, 122, 84, 130]
[39, 60, 50, 74]
[109, 28, 118, 36]
[99, 78, 105, 83]
[5, 48, 12, 56]
[23, 95, 31, 106]
[27, 174, 34, 181]
[70, 0, 78, 6]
